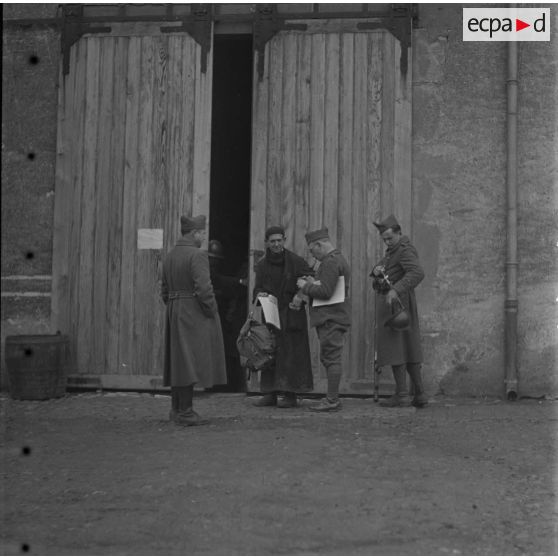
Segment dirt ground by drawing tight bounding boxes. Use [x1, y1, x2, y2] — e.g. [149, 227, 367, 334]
[1, 391, 557, 556]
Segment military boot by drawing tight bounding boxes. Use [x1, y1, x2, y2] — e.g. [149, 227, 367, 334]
[380, 364, 412, 407]
[175, 409, 210, 426]
[169, 387, 180, 421]
[174, 386, 209, 426]
[407, 363, 428, 408]
[252, 392, 277, 407]
[309, 397, 341, 412]
[277, 392, 298, 408]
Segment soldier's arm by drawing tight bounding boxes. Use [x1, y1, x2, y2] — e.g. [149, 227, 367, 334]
[161, 264, 169, 305]
[297, 259, 316, 277]
[192, 251, 218, 317]
[392, 246, 425, 294]
[301, 258, 340, 300]
[252, 260, 267, 302]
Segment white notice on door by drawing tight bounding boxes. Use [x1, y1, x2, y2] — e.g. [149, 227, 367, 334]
[137, 229, 163, 250]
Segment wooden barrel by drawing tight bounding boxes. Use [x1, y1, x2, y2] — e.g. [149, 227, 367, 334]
[5, 334, 70, 400]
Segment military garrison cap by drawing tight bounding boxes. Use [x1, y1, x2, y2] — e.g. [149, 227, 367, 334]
[373, 214, 400, 234]
[305, 227, 330, 244]
[180, 214, 206, 234]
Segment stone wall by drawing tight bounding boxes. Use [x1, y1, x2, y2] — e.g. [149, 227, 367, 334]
[515, 13, 558, 396]
[412, 4, 557, 397]
[1, 4, 61, 387]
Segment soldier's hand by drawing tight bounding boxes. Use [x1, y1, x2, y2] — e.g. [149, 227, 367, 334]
[386, 289, 398, 305]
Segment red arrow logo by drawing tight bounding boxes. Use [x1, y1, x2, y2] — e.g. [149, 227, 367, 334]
[516, 19, 530, 31]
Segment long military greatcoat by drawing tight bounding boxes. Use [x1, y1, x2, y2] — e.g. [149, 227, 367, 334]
[254, 249, 314, 392]
[161, 237, 227, 388]
[373, 236, 424, 366]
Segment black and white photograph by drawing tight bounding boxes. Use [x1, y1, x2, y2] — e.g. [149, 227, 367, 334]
[1, 1, 557, 555]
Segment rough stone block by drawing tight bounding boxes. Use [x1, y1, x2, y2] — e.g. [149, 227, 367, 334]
[1, 151, 54, 275]
[2, 27, 60, 152]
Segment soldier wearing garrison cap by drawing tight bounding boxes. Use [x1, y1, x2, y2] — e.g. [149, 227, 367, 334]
[161, 214, 227, 426]
[371, 214, 427, 408]
[297, 227, 351, 412]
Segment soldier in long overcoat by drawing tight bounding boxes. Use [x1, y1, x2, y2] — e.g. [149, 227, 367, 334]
[252, 226, 314, 408]
[161, 215, 227, 425]
[371, 214, 427, 407]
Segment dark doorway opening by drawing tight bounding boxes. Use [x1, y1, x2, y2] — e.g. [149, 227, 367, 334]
[209, 34, 253, 392]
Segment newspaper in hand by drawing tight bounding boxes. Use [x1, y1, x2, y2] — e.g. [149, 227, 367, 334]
[312, 276, 345, 307]
[257, 294, 281, 329]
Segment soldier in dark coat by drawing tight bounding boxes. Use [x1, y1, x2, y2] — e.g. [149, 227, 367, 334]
[208, 239, 247, 392]
[252, 226, 314, 408]
[297, 228, 351, 412]
[370, 214, 427, 407]
[161, 215, 227, 426]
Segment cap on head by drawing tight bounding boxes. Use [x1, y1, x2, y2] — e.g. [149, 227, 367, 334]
[265, 225, 285, 240]
[305, 227, 329, 244]
[373, 214, 400, 234]
[180, 215, 206, 235]
[208, 239, 224, 259]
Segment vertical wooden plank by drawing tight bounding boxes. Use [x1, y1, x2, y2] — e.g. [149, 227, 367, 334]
[249, 42, 270, 301]
[165, 35, 182, 252]
[67, 41, 87, 373]
[118, 36, 141, 375]
[323, 33, 340, 244]
[294, 33, 311, 257]
[365, 32, 384, 379]
[309, 33, 325, 230]
[178, 35, 196, 227]
[91, 37, 115, 374]
[338, 33, 354, 269]
[133, 36, 155, 376]
[381, 31, 395, 218]
[393, 36, 412, 237]
[192, 27, 214, 237]
[105, 36, 128, 374]
[309, 33, 327, 385]
[51, 52, 75, 337]
[266, 35, 284, 228]
[337, 33, 355, 388]
[349, 32, 368, 382]
[149, 35, 168, 375]
[281, 33, 297, 249]
[77, 37, 101, 374]
[247, 42, 270, 392]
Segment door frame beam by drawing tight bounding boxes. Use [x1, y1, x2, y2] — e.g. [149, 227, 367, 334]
[5, 4, 417, 78]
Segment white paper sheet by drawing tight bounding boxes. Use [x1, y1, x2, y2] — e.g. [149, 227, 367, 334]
[137, 229, 163, 250]
[312, 276, 345, 307]
[257, 294, 281, 329]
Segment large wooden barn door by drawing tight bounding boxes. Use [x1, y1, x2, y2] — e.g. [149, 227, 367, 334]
[51, 28, 213, 388]
[250, 26, 411, 394]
